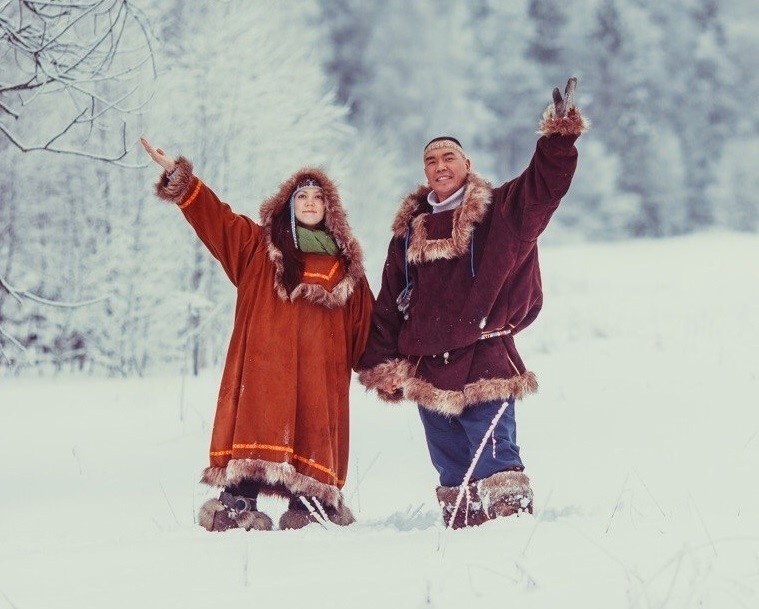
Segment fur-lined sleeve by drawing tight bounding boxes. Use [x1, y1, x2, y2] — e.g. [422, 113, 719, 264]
[155, 156, 199, 206]
[154, 157, 262, 287]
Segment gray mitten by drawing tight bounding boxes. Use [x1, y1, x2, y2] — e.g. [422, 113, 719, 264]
[539, 77, 588, 136]
[552, 77, 577, 118]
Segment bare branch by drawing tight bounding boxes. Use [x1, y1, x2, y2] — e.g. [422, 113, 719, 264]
[0, 325, 25, 349]
[0, 98, 19, 117]
[24, 292, 109, 308]
[0, 272, 109, 308]
[0, 0, 156, 162]
[0, 273, 23, 303]
[43, 105, 89, 147]
[0, 120, 130, 160]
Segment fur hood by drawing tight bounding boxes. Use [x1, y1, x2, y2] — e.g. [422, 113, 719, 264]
[259, 167, 366, 308]
[158, 159, 365, 309]
[391, 172, 493, 264]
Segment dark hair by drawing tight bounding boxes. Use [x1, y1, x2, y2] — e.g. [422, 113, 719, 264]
[270, 206, 303, 295]
[424, 135, 463, 149]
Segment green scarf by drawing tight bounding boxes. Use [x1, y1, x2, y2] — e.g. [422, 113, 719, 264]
[296, 226, 339, 255]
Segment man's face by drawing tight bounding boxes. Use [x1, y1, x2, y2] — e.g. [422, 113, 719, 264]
[423, 146, 470, 202]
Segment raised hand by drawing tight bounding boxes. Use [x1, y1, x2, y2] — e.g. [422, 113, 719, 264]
[140, 137, 176, 173]
[552, 78, 577, 118]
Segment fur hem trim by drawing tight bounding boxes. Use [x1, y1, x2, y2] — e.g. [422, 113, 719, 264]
[357, 358, 413, 403]
[259, 167, 366, 308]
[407, 371, 538, 417]
[200, 458, 343, 509]
[200, 466, 228, 487]
[390, 173, 493, 263]
[154, 156, 195, 204]
[538, 107, 590, 137]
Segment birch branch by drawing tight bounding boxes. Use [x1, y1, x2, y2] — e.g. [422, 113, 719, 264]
[0, 272, 109, 308]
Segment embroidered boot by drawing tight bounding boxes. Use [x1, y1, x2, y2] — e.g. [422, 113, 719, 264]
[436, 484, 489, 529]
[278, 495, 355, 530]
[198, 488, 273, 532]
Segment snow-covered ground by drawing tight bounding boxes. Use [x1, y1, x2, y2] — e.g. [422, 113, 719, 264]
[1, 232, 757, 608]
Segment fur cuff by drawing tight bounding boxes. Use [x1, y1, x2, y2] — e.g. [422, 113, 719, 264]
[477, 470, 534, 515]
[478, 470, 532, 498]
[154, 156, 195, 204]
[357, 358, 413, 403]
[538, 107, 589, 137]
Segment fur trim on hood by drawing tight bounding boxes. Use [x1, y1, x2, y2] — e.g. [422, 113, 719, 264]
[390, 172, 493, 264]
[259, 167, 366, 308]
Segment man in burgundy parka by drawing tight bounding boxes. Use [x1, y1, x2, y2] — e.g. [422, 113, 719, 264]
[357, 78, 588, 528]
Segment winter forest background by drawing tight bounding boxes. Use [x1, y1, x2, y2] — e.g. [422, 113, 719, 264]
[1, 0, 758, 376]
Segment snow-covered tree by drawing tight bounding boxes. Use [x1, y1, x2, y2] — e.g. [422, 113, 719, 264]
[709, 138, 759, 232]
[526, 0, 571, 87]
[642, 0, 736, 230]
[466, 0, 545, 178]
[316, 0, 379, 119]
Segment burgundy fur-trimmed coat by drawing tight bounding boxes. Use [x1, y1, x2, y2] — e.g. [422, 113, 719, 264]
[155, 160, 374, 509]
[357, 107, 588, 417]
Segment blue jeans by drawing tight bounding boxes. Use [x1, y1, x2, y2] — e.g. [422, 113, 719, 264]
[418, 398, 523, 487]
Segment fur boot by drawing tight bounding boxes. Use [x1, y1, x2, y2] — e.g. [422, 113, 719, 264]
[436, 471, 533, 529]
[198, 491, 274, 532]
[278, 495, 355, 530]
[436, 484, 489, 529]
[477, 470, 534, 519]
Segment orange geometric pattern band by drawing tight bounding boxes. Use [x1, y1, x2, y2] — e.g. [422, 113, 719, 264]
[303, 261, 340, 281]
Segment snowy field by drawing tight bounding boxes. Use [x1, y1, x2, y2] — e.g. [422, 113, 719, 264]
[1, 232, 757, 609]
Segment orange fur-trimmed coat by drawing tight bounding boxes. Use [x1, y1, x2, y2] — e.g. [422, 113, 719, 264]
[156, 160, 374, 509]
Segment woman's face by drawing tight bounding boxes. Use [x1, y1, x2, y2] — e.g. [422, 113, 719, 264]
[293, 187, 326, 227]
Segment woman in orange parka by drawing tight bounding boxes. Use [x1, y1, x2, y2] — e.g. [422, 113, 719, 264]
[141, 138, 374, 532]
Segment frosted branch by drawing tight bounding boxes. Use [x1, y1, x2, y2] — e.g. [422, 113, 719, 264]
[0, 0, 156, 162]
[0, 273, 109, 308]
[0, 325, 25, 350]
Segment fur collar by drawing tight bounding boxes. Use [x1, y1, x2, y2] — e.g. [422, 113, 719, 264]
[391, 172, 493, 264]
[259, 167, 365, 308]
